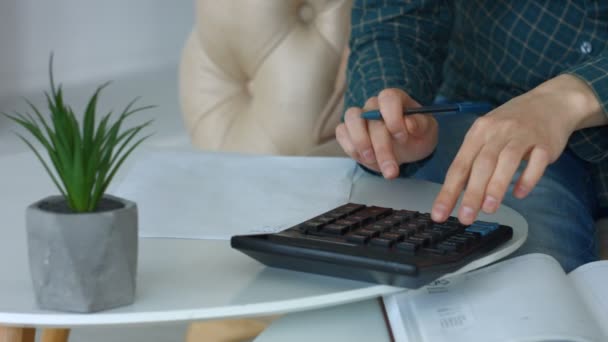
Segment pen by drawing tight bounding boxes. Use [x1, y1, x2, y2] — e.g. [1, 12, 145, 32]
[360, 102, 493, 120]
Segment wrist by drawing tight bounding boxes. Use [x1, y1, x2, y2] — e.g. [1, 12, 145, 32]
[533, 74, 607, 131]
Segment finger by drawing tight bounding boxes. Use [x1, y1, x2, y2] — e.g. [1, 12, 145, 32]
[405, 114, 436, 137]
[378, 89, 409, 143]
[335, 124, 360, 160]
[364, 97, 379, 111]
[513, 146, 550, 199]
[368, 120, 399, 179]
[344, 107, 375, 165]
[431, 129, 484, 222]
[459, 144, 503, 224]
[483, 141, 530, 213]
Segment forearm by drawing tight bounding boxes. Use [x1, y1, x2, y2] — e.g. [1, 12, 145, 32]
[345, 0, 452, 110]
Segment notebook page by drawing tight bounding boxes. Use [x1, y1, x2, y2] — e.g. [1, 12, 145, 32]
[114, 149, 357, 239]
[384, 254, 602, 342]
[569, 260, 608, 340]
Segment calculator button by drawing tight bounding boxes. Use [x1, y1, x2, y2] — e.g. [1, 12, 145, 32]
[315, 216, 335, 224]
[392, 210, 418, 221]
[380, 233, 404, 242]
[396, 241, 420, 254]
[423, 247, 446, 255]
[326, 211, 348, 220]
[298, 220, 325, 233]
[366, 206, 393, 219]
[378, 217, 401, 227]
[437, 241, 461, 252]
[346, 234, 370, 245]
[429, 228, 450, 239]
[367, 223, 392, 232]
[357, 229, 380, 238]
[370, 238, 395, 248]
[420, 232, 441, 244]
[396, 228, 417, 238]
[334, 219, 357, 229]
[432, 223, 453, 230]
[323, 224, 350, 235]
[336, 203, 366, 214]
[466, 221, 499, 236]
[348, 215, 372, 226]
[403, 238, 424, 248]
[403, 222, 423, 232]
[410, 235, 430, 247]
[462, 231, 481, 240]
[448, 236, 471, 247]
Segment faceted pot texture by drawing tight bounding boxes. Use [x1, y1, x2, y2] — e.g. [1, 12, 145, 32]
[26, 195, 138, 313]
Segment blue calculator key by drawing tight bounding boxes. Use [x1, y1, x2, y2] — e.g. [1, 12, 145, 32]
[471, 220, 499, 227]
[465, 221, 499, 236]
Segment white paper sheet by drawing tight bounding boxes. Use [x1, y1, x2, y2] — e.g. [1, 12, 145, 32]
[113, 149, 357, 239]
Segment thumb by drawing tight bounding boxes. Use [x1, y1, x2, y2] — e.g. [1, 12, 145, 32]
[405, 114, 437, 137]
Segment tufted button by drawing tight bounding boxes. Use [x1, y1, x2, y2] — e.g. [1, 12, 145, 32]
[245, 80, 255, 97]
[298, 3, 315, 24]
[580, 41, 593, 54]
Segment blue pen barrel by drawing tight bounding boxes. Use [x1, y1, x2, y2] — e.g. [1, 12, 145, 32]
[404, 104, 460, 114]
[361, 102, 493, 120]
[455, 102, 494, 114]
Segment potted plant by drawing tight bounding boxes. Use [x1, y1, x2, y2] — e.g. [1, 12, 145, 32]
[3, 57, 153, 312]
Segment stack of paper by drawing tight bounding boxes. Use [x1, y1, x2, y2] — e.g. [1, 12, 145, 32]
[114, 149, 357, 239]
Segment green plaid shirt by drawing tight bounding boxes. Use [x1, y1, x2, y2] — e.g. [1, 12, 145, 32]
[346, 0, 608, 213]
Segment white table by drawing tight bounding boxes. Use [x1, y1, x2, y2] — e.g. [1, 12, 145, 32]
[0, 69, 527, 340]
[0, 152, 527, 337]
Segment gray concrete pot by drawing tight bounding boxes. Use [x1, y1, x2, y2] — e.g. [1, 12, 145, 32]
[26, 194, 138, 313]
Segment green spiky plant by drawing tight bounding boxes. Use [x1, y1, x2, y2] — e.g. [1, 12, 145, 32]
[3, 56, 154, 213]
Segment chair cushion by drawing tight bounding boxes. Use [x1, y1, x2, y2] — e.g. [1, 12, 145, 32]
[179, 0, 351, 155]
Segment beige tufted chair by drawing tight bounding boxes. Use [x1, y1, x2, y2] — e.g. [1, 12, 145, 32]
[180, 1, 351, 341]
[180, 0, 351, 157]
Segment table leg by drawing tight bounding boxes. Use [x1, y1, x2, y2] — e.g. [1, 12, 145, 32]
[0, 326, 35, 342]
[41, 329, 70, 342]
[185, 318, 276, 342]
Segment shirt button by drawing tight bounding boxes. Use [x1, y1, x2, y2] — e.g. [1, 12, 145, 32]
[580, 41, 593, 54]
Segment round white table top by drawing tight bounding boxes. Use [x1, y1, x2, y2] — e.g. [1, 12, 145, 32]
[0, 151, 527, 327]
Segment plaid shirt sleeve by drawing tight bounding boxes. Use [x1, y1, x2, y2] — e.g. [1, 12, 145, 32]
[345, 0, 452, 111]
[564, 51, 608, 163]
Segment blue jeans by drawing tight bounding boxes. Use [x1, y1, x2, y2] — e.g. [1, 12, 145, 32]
[409, 112, 598, 272]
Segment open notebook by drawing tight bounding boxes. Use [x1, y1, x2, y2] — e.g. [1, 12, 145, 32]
[383, 253, 608, 342]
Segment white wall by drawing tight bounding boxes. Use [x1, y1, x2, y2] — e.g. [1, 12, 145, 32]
[0, 0, 194, 97]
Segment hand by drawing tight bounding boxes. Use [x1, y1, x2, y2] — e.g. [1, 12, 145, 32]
[431, 74, 605, 225]
[336, 88, 438, 178]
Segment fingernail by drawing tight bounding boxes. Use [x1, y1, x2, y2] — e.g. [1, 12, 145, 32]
[460, 206, 474, 223]
[432, 204, 447, 221]
[514, 185, 529, 198]
[393, 132, 406, 142]
[381, 161, 398, 178]
[361, 149, 375, 163]
[482, 195, 498, 212]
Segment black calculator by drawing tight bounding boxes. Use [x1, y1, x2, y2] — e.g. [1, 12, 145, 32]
[231, 203, 513, 288]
